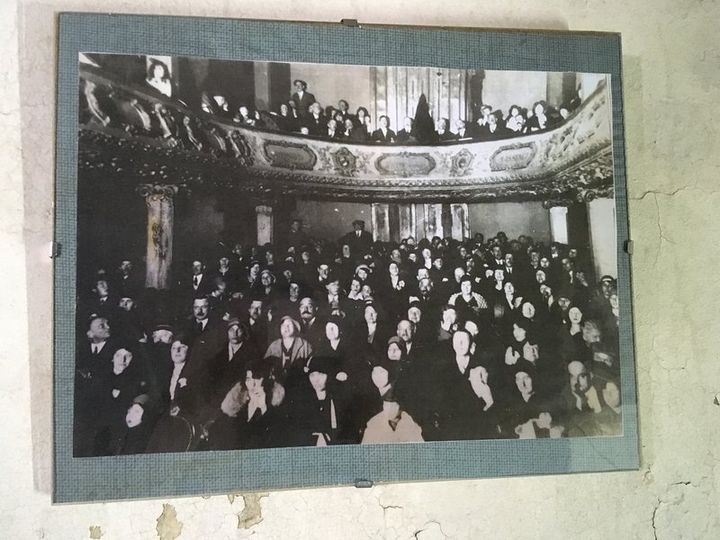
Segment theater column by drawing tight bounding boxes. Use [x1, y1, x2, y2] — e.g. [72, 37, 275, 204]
[397, 204, 416, 240]
[422, 204, 444, 239]
[549, 205, 569, 245]
[587, 198, 617, 278]
[372, 203, 390, 242]
[138, 184, 179, 290]
[253, 62, 290, 112]
[256, 205, 274, 245]
[450, 203, 470, 240]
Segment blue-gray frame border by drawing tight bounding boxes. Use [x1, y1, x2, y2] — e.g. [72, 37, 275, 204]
[54, 12, 638, 503]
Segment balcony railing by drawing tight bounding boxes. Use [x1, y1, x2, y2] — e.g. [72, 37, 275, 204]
[78, 65, 613, 203]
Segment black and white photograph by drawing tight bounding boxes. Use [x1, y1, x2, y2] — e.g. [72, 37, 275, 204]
[74, 53, 621, 457]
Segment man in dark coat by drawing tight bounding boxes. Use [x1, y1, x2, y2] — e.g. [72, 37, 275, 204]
[429, 330, 498, 441]
[340, 220, 373, 260]
[372, 115, 397, 143]
[290, 79, 316, 119]
[74, 315, 116, 456]
[205, 318, 260, 409]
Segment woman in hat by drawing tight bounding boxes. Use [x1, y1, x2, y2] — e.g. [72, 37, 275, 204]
[264, 315, 313, 388]
[99, 342, 158, 455]
[145, 335, 205, 453]
[287, 356, 349, 446]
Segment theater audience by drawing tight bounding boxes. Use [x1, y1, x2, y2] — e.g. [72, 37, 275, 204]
[83, 62, 585, 151]
[76, 213, 621, 455]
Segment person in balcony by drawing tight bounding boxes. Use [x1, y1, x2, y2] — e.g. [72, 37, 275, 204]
[372, 115, 397, 143]
[234, 105, 256, 126]
[454, 119, 470, 140]
[304, 102, 326, 136]
[355, 107, 370, 129]
[526, 101, 557, 133]
[324, 105, 339, 123]
[145, 59, 172, 97]
[363, 115, 374, 138]
[505, 105, 527, 134]
[396, 117, 416, 143]
[209, 95, 232, 120]
[483, 111, 511, 141]
[291, 79, 316, 119]
[337, 100, 353, 124]
[341, 118, 366, 142]
[467, 104, 493, 138]
[332, 110, 345, 127]
[326, 118, 342, 140]
[435, 118, 455, 141]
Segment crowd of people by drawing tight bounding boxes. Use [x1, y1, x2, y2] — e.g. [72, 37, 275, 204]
[75, 220, 623, 457]
[80, 59, 580, 155]
[199, 78, 578, 144]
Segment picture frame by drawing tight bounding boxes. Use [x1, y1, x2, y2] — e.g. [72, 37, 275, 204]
[55, 12, 638, 503]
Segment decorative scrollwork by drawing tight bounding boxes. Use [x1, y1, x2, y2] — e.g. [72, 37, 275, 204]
[489, 143, 537, 171]
[331, 147, 358, 177]
[375, 152, 437, 177]
[449, 148, 475, 177]
[263, 140, 317, 170]
[79, 68, 614, 205]
[136, 183, 179, 200]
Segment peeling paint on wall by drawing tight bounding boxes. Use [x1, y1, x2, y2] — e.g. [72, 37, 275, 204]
[156, 504, 183, 540]
[88, 526, 103, 539]
[237, 493, 270, 529]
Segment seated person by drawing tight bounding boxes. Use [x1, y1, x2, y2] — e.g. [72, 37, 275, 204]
[372, 115, 396, 143]
[210, 358, 287, 450]
[396, 117, 415, 143]
[287, 356, 350, 446]
[361, 391, 423, 444]
[435, 118, 455, 141]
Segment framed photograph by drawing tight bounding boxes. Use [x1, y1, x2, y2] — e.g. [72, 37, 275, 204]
[55, 13, 638, 502]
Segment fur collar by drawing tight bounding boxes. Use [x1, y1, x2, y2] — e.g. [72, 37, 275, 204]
[221, 381, 285, 417]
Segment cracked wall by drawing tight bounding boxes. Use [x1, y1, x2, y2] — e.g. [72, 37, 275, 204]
[1, 0, 719, 538]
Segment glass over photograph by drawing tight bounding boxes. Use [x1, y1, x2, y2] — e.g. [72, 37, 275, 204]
[74, 53, 620, 457]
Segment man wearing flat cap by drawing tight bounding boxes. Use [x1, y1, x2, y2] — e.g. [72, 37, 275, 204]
[341, 219, 373, 261]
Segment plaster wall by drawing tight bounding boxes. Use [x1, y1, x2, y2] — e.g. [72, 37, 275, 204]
[3, 0, 720, 538]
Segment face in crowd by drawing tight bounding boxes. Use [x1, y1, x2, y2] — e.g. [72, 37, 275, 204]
[88, 317, 111, 341]
[299, 297, 316, 322]
[396, 320, 414, 344]
[170, 340, 189, 364]
[193, 298, 209, 322]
